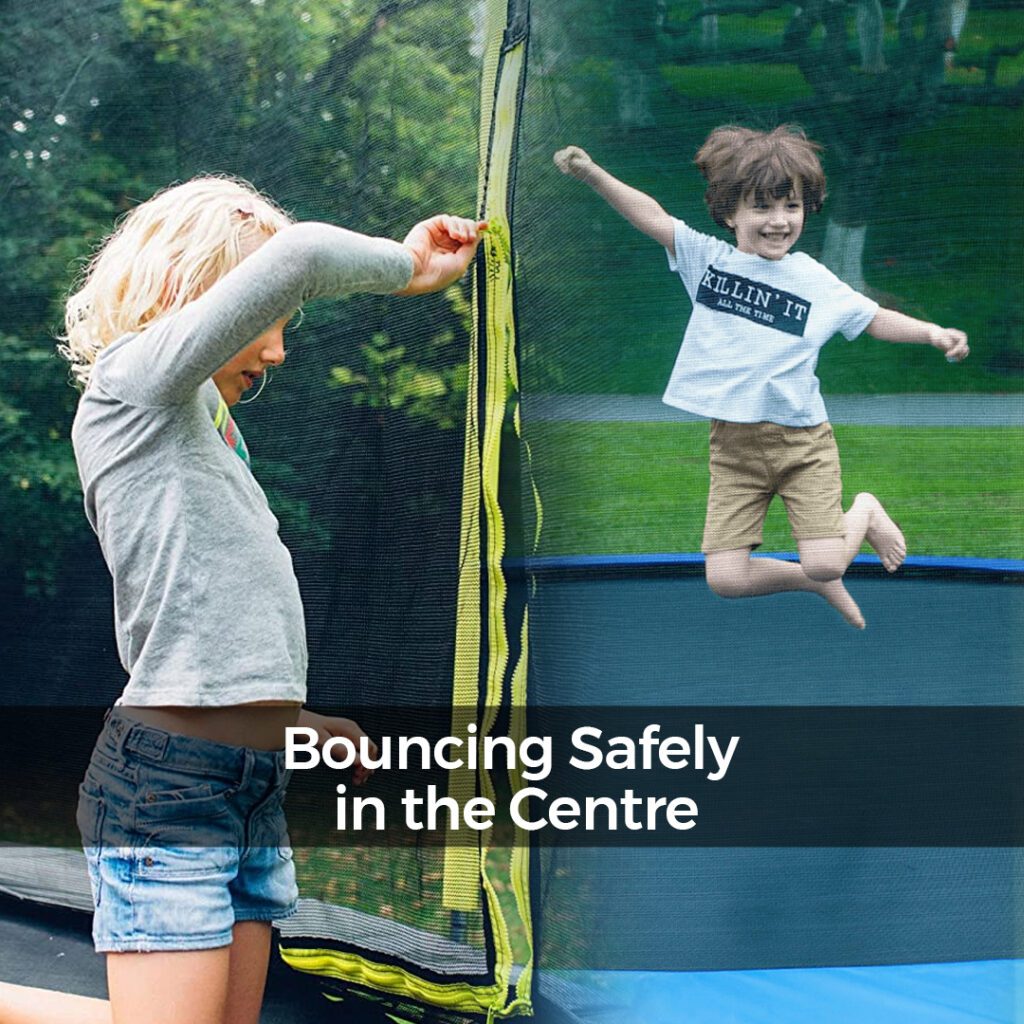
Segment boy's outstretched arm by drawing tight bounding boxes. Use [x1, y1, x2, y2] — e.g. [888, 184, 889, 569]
[866, 308, 970, 362]
[554, 146, 675, 250]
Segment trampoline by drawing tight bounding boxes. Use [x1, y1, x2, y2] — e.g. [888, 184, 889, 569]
[1, 900, 1020, 1023]
[520, 556, 1023, 1021]
[1, 560, 1020, 1022]
[525, 556, 1023, 707]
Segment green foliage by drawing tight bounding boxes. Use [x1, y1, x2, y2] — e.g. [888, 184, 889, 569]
[123, 0, 335, 69]
[1, 0, 481, 596]
[329, 287, 471, 431]
[0, 336, 84, 596]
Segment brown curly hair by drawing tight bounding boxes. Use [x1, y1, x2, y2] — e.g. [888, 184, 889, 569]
[694, 125, 826, 230]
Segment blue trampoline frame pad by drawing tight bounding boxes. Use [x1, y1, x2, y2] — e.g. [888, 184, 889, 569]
[559, 960, 1024, 1023]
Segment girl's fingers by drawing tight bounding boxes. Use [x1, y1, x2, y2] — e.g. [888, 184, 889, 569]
[414, 214, 486, 248]
[446, 216, 481, 243]
[400, 216, 484, 293]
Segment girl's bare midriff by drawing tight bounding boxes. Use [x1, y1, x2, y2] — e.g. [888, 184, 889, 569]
[121, 701, 302, 750]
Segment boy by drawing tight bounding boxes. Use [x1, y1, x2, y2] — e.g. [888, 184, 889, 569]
[554, 126, 968, 628]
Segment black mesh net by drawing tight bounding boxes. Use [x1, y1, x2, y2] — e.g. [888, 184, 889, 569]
[2, 1, 533, 1018]
[512, 0, 1022, 983]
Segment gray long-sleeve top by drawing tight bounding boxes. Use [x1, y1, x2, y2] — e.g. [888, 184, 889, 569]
[72, 223, 414, 706]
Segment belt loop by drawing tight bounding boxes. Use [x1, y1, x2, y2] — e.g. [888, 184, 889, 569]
[106, 710, 131, 757]
[240, 749, 254, 791]
[126, 724, 169, 762]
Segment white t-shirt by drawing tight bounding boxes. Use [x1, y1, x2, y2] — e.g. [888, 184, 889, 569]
[664, 218, 879, 426]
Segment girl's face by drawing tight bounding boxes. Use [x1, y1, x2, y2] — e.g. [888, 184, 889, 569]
[213, 315, 289, 405]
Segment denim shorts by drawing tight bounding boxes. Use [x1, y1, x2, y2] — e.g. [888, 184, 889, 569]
[77, 710, 298, 953]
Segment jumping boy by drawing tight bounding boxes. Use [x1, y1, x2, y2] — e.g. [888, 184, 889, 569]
[554, 126, 968, 628]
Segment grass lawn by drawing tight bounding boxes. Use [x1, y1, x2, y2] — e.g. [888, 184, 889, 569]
[524, 422, 1024, 560]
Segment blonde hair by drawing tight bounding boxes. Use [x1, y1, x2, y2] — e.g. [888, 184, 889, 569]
[59, 175, 292, 388]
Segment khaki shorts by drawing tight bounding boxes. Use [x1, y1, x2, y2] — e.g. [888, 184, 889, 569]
[702, 419, 845, 554]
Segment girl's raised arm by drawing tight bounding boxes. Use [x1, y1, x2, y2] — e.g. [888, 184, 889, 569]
[98, 219, 482, 407]
[79, 221, 413, 406]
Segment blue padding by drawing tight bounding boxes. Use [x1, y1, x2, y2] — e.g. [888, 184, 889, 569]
[513, 553, 1024, 573]
[580, 960, 1022, 1023]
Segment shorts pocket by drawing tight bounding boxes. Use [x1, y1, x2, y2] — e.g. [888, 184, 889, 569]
[133, 768, 236, 847]
[137, 781, 233, 822]
[134, 844, 235, 879]
[800, 422, 835, 446]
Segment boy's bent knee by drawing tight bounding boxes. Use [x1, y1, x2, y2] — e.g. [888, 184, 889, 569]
[798, 537, 847, 582]
[705, 564, 748, 598]
[800, 557, 845, 582]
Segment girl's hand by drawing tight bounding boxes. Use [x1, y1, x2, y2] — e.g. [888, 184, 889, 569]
[928, 325, 969, 362]
[296, 710, 378, 785]
[397, 215, 487, 296]
[553, 145, 594, 181]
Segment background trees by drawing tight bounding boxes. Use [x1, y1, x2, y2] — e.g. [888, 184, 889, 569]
[1, 0, 480, 692]
[520, 0, 1021, 394]
[537, 0, 1021, 289]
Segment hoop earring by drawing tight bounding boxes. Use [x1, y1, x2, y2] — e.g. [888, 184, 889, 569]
[238, 368, 271, 404]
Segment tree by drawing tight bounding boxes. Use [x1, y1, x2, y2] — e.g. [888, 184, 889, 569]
[687, 0, 1021, 287]
[0, 0, 480, 640]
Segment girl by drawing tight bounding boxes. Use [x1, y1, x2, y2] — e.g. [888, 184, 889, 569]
[0, 176, 484, 1024]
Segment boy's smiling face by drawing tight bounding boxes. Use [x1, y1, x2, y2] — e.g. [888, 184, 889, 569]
[726, 182, 805, 260]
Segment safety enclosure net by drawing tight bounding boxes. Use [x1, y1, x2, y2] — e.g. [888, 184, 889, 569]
[3, 0, 539, 1018]
[510, 0, 1022, 982]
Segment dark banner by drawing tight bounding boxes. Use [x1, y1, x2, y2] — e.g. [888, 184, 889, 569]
[0, 706, 1020, 848]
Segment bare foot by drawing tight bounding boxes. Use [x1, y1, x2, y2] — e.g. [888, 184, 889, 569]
[859, 492, 907, 573]
[813, 577, 866, 629]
